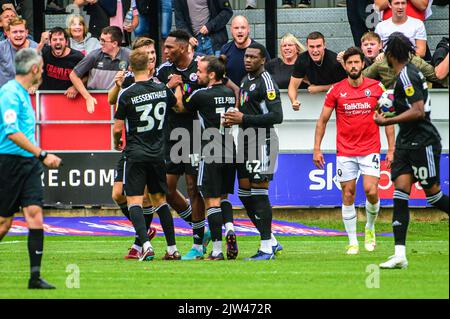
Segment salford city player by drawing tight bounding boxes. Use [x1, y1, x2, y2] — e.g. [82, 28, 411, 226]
[113, 49, 183, 261]
[109, 37, 157, 260]
[182, 55, 237, 260]
[223, 42, 283, 261]
[374, 33, 449, 269]
[314, 47, 395, 255]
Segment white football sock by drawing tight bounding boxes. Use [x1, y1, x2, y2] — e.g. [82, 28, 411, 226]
[342, 204, 358, 246]
[270, 233, 278, 246]
[395, 245, 406, 258]
[143, 241, 152, 252]
[260, 240, 272, 254]
[212, 241, 222, 256]
[365, 199, 380, 231]
[167, 245, 177, 255]
[225, 222, 234, 234]
[131, 244, 142, 252]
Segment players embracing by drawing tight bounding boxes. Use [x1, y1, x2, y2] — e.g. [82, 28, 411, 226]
[113, 48, 184, 261]
[177, 55, 238, 260]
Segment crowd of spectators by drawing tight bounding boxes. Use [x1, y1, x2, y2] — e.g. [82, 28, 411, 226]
[0, 0, 447, 99]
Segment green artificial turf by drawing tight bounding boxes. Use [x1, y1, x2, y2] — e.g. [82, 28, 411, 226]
[0, 219, 448, 299]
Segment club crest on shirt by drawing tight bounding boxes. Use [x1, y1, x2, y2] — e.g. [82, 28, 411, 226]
[404, 85, 415, 97]
[365, 89, 371, 97]
[267, 90, 276, 101]
[249, 84, 256, 92]
[190, 73, 198, 82]
[3, 109, 17, 124]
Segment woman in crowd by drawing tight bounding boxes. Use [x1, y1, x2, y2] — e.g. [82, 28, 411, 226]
[66, 14, 101, 56]
[266, 33, 307, 89]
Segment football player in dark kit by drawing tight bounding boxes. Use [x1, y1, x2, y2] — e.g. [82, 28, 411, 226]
[181, 55, 237, 260]
[156, 30, 209, 260]
[374, 32, 449, 269]
[109, 37, 158, 260]
[224, 42, 284, 260]
[156, 29, 239, 260]
[114, 49, 183, 261]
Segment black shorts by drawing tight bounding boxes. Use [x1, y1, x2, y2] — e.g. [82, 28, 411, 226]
[114, 155, 125, 183]
[0, 155, 44, 218]
[123, 160, 168, 196]
[198, 161, 236, 198]
[236, 133, 279, 183]
[391, 142, 442, 189]
[165, 140, 200, 176]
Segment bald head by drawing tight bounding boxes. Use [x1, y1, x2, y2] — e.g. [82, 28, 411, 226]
[231, 15, 251, 48]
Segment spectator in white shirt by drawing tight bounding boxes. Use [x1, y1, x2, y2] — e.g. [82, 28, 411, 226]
[375, 0, 427, 58]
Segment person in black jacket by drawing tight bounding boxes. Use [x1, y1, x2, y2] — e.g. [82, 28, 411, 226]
[431, 37, 449, 86]
[74, 0, 132, 40]
[174, 0, 233, 56]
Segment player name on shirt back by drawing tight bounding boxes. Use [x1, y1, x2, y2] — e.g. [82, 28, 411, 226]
[214, 96, 236, 105]
[130, 90, 168, 104]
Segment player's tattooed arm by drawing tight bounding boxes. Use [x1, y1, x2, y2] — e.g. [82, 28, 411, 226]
[172, 85, 187, 113]
[166, 74, 183, 90]
[224, 78, 240, 108]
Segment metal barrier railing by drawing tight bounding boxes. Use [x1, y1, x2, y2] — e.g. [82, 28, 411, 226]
[34, 90, 114, 152]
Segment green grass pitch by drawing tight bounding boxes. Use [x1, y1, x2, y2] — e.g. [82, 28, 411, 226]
[0, 219, 448, 299]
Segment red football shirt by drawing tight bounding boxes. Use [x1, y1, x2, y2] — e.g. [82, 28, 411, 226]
[382, 1, 425, 21]
[324, 77, 385, 157]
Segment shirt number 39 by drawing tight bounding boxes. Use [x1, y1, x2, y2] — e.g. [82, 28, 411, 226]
[136, 102, 166, 132]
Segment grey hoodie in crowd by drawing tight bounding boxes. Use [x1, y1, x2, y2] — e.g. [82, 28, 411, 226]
[69, 33, 101, 56]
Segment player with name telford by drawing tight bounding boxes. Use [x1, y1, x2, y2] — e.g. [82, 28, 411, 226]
[314, 47, 395, 255]
[373, 32, 449, 269]
[181, 55, 238, 260]
[113, 49, 184, 261]
[0, 48, 62, 288]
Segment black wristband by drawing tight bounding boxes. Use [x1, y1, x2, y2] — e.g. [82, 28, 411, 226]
[38, 150, 48, 161]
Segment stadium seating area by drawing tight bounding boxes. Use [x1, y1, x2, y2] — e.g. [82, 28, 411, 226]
[43, 4, 449, 56]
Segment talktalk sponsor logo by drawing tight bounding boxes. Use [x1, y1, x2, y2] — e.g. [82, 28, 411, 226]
[343, 102, 372, 111]
[309, 161, 426, 199]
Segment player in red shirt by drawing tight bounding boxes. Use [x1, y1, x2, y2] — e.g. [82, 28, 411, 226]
[313, 47, 396, 255]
